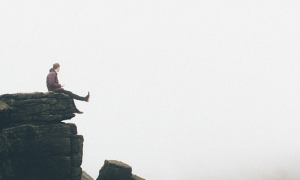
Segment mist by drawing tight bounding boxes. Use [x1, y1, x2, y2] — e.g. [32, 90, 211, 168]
[1, 1, 300, 179]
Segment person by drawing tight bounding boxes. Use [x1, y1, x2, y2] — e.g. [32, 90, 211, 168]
[46, 63, 90, 114]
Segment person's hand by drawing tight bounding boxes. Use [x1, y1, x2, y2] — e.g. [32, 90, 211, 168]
[61, 85, 65, 87]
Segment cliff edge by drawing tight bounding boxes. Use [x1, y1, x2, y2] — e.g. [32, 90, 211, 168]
[0, 92, 83, 180]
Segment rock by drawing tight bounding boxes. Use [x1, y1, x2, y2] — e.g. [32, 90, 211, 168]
[0, 92, 83, 180]
[0, 92, 78, 125]
[0, 101, 12, 127]
[0, 100, 11, 111]
[97, 160, 145, 180]
[0, 92, 146, 180]
[132, 174, 145, 180]
[0, 123, 84, 180]
[81, 170, 94, 180]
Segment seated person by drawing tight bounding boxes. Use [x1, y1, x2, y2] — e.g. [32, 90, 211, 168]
[46, 63, 90, 113]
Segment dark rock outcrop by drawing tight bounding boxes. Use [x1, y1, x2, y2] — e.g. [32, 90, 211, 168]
[97, 160, 145, 180]
[81, 171, 94, 180]
[0, 92, 77, 126]
[0, 92, 83, 180]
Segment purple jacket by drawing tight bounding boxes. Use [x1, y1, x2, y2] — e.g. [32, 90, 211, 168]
[46, 70, 63, 91]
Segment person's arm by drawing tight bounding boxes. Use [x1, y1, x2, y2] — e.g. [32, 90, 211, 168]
[48, 73, 61, 88]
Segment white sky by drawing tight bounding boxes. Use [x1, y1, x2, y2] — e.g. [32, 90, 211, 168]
[1, 1, 300, 179]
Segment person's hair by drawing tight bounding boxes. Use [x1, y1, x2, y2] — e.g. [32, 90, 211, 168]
[53, 63, 60, 70]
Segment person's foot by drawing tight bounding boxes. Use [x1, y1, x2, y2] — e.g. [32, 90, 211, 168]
[86, 91, 90, 102]
[75, 109, 84, 114]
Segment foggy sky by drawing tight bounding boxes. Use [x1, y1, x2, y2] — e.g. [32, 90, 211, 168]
[1, 1, 300, 179]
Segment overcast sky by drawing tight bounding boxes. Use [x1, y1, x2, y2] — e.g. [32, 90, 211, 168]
[1, 1, 300, 179]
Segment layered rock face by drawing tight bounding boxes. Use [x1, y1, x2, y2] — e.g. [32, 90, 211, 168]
[97, 160, 145, 180]
[0, 92, 83, 180]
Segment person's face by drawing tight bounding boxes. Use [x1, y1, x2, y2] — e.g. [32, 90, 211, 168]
[55, 66, 60, 72]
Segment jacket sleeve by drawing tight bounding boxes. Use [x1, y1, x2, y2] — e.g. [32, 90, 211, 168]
[48, 73, 61, 88]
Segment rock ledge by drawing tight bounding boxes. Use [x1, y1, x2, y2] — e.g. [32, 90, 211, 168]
[0, 92, 83, 180]
[0, 92, 77, 126]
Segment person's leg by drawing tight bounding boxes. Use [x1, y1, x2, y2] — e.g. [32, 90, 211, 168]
[55, 89, 84, 114]
[56, 89, 87, 101]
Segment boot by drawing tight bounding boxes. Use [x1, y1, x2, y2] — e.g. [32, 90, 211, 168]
[86, 91, 90, 102]
[75, 109, 83, 114]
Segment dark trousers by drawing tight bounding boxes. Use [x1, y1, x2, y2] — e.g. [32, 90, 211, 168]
[55, 89, 86, 101]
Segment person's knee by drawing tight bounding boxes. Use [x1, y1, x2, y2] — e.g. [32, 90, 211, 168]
[64, 90, 71, 94]
[64, 90, 75, 97]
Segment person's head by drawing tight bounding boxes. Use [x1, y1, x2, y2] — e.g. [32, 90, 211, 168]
[53, 63, 60, 72]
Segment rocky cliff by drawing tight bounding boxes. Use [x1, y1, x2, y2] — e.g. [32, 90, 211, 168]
[97, 160, 145, 180]
[0, 92, 83, 180]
